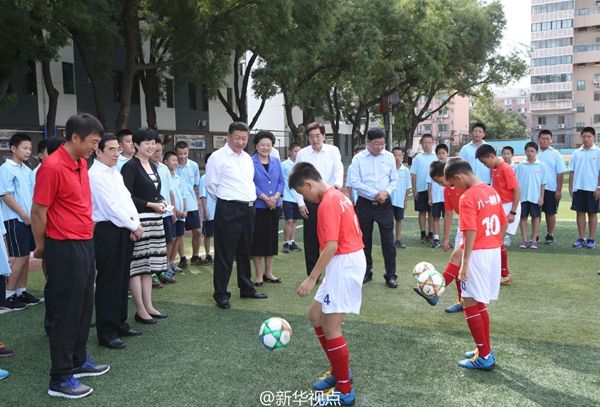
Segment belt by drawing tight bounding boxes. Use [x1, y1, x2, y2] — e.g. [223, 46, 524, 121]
[358, 196, 389, 206]
[221, 199, 254, 207]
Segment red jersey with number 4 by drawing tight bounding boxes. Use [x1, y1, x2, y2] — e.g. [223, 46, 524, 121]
[459, 183, 507, 250]
[317, 188, 364, 254]
[444, 186, 464, 215]
[492, 162, 519, 204]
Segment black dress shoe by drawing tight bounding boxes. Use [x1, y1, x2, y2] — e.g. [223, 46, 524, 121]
[363, 273, 373, 284]
[149, 312, 168, 319]
[216, 301, 230, 309]
[134, 313, 157, 325]
[119, 327, 143, 336]
[386, 278, 398, 288]
[99, 337, 126, 349]
[240, 292, 268, 299]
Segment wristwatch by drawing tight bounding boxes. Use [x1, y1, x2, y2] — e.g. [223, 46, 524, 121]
[509, 211, 517, 215]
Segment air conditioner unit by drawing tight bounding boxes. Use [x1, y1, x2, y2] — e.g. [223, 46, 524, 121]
[536, 125, 543, 129]
[559, 124, 565, 129]
[594, 80, 600, 87]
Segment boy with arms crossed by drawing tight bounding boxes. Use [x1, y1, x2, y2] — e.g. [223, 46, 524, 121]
[391, 147, 411, 249]
[410, 134, 437, 243]
[290, 162, 366, 406]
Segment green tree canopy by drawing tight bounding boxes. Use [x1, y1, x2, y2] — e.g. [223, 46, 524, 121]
[471, 92, 528, 139]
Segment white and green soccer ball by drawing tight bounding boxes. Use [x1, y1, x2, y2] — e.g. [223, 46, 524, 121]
[417, 269, 446, 298]
[412, 261, 436, 279]
[259, 317, 292, 351]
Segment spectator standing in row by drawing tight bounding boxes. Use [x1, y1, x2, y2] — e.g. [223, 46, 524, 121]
[199, 153, 215, 265]
[116, 129, 135, 171]
[391, 147, 411, 249]
[411, 133, 436, 243]
[164, 151, 187, 272]
[281, 143, 303, 253]
[460, 123, 491, 185]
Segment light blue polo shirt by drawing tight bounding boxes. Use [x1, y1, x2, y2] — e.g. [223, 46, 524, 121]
[391, 165, 411, 208]
[199, 174, 216, 221]
[0, 159, 33, 222]
[170, 172, 186, 219]
[157, 162, 173, 218]
[117, 154, 130, 171]
[427, 175, 445, 204]
[348, 149, 397, 200]
[410, 151, 437, 192]
[537, 146, 566, 192]
[516, 159, 546, 203]
[568, 145, 600, 192]
[460, 141, 491, 184]
[176, 159, 201, 211]
[281, 158, 300, 203]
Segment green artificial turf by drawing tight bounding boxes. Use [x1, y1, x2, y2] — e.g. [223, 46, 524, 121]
[1, 201, 599, 406]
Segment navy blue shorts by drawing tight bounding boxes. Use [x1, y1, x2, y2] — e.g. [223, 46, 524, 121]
[414, 191, 431, 213]
[283, 201, 302, 220]
[203, 220, 214, 237]
[542, 189, 559, 215]
[185, 210, 202, 230]
[571, 190, 600, 214]
[4, 219, 35, 257]
[520, 201, 542, 218]
[174, 220, 185, 238]
[431, 202, 445, 218]
[163, 217, 175, 243]
[392, 206, 405, 221]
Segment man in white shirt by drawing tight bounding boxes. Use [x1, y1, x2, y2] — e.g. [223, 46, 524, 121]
[89, 135, 144, 349]
[295, 122, 344, 276]
[206, 122, 267, 309]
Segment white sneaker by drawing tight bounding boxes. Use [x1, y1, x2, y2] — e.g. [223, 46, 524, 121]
[503, 235, 511, 247]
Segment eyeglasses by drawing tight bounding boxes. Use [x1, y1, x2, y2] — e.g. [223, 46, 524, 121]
[369, 141, 385, 147]
[107, 147, 123, 154]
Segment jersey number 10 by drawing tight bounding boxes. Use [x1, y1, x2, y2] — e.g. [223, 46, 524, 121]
[481, 214, 500, 237]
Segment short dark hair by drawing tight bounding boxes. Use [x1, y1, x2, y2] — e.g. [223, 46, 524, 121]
[435, 143, 448, 154]
[289, 142, 301, 150]
[154, 136, 163, 145]
[253, 130, 275, 146]
[204, 152, 212, 165]
[366, 127, 385, 141]
[133, 127, 157, 145]
[475, 144, 497, 159]
[47, 136, 66, 155]
[429, 160, 446, 179]
[288, 162, 322, 190]
[391, 147, 403, 153]
[420, 133, 433, 142]
[353, 144, 366, 154]
[175, 141, 188, 150]
[37, 139, 48, 154]
[306, 122, 325, 136]
[472, 122, 486, 132]
[228, 121, 249, 134]
[582, 126, 596, 136]
[444, 158, 473, 180]
[525, 141, 539, 151]
[65, 113, 104, 141]
[538, 129, 552, 138]
[9, 133, 31, 148]
[116, 129, 134, 143]
[98, 134, 118, 152]
[163, 151, 177, 161]
[502, 146, 514, 155]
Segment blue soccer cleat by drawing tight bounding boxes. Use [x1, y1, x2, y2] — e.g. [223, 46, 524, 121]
[0, 368, 9, 380]
[573, 238, 586, 248]
[313, 370, 353, 391]
[314, 387, 356, 406]
[464, 349, 478, 359]
[458, 353, 496, 371]
[413, 288, 439, 306]
[445, 302, 463, 313]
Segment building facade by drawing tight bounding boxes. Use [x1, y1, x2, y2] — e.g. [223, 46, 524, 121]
[493, 87, 532, 130]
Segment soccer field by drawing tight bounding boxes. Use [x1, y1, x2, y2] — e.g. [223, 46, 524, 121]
[1, 211, 600, 406]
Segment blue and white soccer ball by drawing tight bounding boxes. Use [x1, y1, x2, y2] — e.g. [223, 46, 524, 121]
[417, 269, 446, 298]
[259, 317, 292, 351]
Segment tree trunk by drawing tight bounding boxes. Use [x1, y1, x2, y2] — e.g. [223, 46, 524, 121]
[41, 60, 59, 137]
[116, 0, 139, 131]
[283, 90, 302, 145]
[326, 88, 341, 147]
[140, 68, 159, 131]
[72, 35, 107, 128]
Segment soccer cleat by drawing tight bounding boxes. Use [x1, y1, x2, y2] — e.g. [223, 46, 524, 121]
[0, 342, 14, 358]
[18, 291, 40, 305]
[48, 377, 93, 399]
[519, 240, 529, 249]
[503, 235, 511, 247]
[289, 242, 302, 252]
[573, 238, 586, 248]
[529, 240, 538, 249]
[178, 257, 189, 269]
[5, 294, 27, 310]
[0, 368, 8, 380]
[500, 276, 513, 286]
[413, 287, 439, 306]
[282, 242, 290, 253]
[586, 239, 596, 249]
[312, 370, 353, 391]
[72, 355, 110, 378]
[431, 239, 441, 248]
[464, 349, 478, 359]
[444, 302, 463, 313]
[458, 353, 496, 371]
[544, 234, 554, 245]
[314, 387, 356, 406]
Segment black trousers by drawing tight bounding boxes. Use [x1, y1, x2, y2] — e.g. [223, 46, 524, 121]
[94, 222, 134, 342]
[44, 238, 95, 382]
[356, 197, 397, 280]
[0, 275, 5, 307]
[302, 201, 320, 276]
[213, 199, 256, 302]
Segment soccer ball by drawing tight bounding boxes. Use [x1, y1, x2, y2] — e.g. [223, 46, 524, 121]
[417, 270, 446, 298]
[412, 261, 436, 279]
[259, 317, 292, 351]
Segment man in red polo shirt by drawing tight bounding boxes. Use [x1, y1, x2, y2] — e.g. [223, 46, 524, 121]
[31, 113, 110, 399]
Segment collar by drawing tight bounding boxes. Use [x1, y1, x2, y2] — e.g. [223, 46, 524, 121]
[92, 159, 114, 172]
[5, 158, 23, 167]
[57, 145, 82, 171]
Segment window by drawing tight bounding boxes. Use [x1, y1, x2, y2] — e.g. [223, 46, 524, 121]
[574, 43, 600, 52]
[531, 37, 572, 49]
[577, 103, 585, 112]
[504, 98, 512, 106]
[437, 124, 448, 133]
[531, 91, 573, 102]
[556, 134, 567, 144]
[577, 27, 588, 33]
[531, 55, 572, 67]
[594, 115, 600, 123]
[594, 92, 600, 101]
[438, 108, 448, 117]
[538, 116, 547, 125]
[188, 83, 197, 110]
[558, 115, 566, 125]
[577, 80, 586, 90]
[531, 19, 572, 32]
[532, 1, 573, 15]
[519, 98, 526, 105]
[165, 78, 174, 108]
[576, 122, 585, 131]
[418, 124, 431, 133]
[62, 62, 75, 94]
[202, 85, 209, 112]
[531, 73, 572, 84]
[226, 87, 233, 107]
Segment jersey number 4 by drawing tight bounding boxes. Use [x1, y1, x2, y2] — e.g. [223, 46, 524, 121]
[323, 294, 331, 305]
[481, 214, 500, 237]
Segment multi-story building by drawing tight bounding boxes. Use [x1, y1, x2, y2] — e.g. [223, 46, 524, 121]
[493, 87, 532, 130]
[530, 0, 600, 148]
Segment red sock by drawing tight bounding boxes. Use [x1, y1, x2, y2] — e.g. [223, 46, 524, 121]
[463, 305, 490, 358]
[443, 263, 461, 302]
[500, 245, 509, 278]
[455, 280, 462, 302]
[314, 327, 327, 352]
[326, 336, 352, 394]
[476, 303, 491, 350]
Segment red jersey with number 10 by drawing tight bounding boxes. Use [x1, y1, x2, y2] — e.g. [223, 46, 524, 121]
[459, 183, 507, 250]
[317, 188, 364, 254]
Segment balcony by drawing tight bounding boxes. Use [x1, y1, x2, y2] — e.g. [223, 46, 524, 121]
[573, 43, 600, 64]
[530, 100, 572, 111]
[531, 82, 573, 93]
[574, 7, 600, 28]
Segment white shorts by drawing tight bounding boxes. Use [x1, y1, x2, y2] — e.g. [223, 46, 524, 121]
[502, 202, 520, 235]
[315, 250, 366, 314]
[454, 227, 463, 248]
[460, 248, 501, 304]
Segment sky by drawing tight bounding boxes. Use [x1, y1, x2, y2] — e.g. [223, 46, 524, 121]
[499, 0, 531, 87]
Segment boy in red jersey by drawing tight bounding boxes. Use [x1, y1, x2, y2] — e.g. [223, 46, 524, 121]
[414, 159, 466, 312]
[476, 144, 521, 285]
[289, 162, 366, 406]
[444, 159, 507, 370]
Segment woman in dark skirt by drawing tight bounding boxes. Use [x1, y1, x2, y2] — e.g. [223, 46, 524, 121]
[121, 128, 168, 324]
[251, 131, 285, 285]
